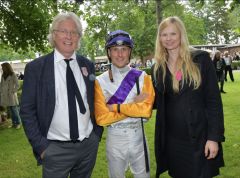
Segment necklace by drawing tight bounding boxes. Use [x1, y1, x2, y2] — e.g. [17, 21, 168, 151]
[167, 61, 182, 81]
[167, 61, 176, 74]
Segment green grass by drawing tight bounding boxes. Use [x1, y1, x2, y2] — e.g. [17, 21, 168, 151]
[0, 71, 239, 178]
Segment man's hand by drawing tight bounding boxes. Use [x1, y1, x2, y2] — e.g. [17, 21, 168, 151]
[40, 150, 45, 159]
[205, 140, 219, 159]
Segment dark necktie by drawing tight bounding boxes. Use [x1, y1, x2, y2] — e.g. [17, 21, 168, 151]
[64, 59, 86, 141]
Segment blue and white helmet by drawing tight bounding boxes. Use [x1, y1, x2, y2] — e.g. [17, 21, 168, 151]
[105, 30, 134, 49]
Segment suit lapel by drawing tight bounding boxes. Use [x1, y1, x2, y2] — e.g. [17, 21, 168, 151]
[76, 56, 92, 108]
[44, 52, 56, 118]
[76, 56, 90, 90]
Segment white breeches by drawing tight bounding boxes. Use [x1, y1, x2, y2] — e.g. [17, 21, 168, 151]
[106, 126, 150, 178]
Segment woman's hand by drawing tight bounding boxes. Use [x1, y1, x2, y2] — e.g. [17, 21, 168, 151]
[205, 140, 219, 159]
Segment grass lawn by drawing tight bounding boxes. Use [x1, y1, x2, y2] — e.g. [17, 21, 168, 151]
[0, 71, 239, 178]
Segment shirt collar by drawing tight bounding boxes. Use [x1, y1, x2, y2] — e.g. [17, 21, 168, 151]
[54, 49, 76, 63]
[112, 64, 131, 75]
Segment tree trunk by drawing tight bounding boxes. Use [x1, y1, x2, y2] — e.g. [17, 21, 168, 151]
[155, 0, 163, 25]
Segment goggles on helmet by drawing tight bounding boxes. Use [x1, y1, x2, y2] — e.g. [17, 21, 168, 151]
[105, 30, 134, 49]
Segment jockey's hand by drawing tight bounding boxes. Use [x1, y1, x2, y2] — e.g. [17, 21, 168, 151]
[133, 93, 149, 103]
[107, 104, 113, 112]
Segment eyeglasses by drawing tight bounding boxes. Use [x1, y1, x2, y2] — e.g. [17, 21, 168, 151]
[106, 32, 131, 42]
[54, 29, 80, 38]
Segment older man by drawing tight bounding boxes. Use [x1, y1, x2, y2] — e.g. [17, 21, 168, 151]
[20, 12, 103, 178]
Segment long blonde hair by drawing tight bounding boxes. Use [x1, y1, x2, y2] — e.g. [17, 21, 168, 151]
[153, 16, 201, 92]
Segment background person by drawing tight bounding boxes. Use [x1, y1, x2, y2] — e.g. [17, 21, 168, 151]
[20, 12, 103, 178]
[18, 72, 24, 80]
[223, 51, 234, 82]
[151, 16, 225, 178]
[213, 51, 226, 93]
[0, 62, 21, 129]
[232, 51, 240, 61]
[94, 30, 155, 178]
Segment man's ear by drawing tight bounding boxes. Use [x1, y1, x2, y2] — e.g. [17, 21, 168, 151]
[129, 48, 132, 55]
[107, 49, 111, 57]
[107, 49, 112, 62]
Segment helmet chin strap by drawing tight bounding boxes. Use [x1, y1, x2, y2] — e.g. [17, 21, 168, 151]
[108, 65, 114, 82]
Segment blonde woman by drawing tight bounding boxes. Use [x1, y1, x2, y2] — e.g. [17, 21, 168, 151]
[0, 62, 21, 129]
[151, 16, 225, 178]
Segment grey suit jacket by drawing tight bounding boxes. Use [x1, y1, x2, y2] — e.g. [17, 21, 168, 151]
[20, 51, 103, 164]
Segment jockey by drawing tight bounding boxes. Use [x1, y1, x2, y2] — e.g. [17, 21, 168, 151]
[94, 30, 155, 178]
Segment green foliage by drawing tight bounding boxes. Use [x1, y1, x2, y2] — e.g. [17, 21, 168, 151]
[187, 0, 238, 44]
[130, 1, 157, 60]
[0, 0, 83, 53]
[228, 4, 240, 37]
[183, 14, 206, 45]
[95, 71, 102, 77]
[162, 0, 207, 45]
[0, 0, 55, 52]
[81, 0, 209, 60]
[0, 44, 36, 62]
[83, 0, 154, 60]
[144, 67, 152, 75]
[163, 0, 185, 17]
[206, 1, 232, 44]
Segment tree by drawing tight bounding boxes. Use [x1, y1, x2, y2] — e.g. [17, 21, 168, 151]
[0, 44, 35, 62]
[0, 0, 83, 53]
[205, 1, 233, 44]
[189, 0, 240, 44]
[156, 0, 163, 25]
[47, 0, 206, 61]
[82, 0, 159, 60]
[0, 0, 56, 52]
[228, 4, 240, 42]
[158, 1, 206, 45]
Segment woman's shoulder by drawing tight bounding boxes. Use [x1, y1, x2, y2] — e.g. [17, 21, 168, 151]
[190, 48, 210, 60]
[190, 48, 212, 65]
